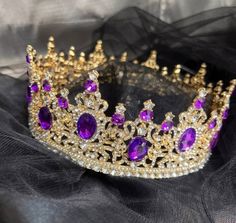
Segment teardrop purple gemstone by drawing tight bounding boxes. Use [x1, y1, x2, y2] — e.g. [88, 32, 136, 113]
[208, 119, 217, 129]
[26, 55, 30, 64]
[128, 136, 149, 161]
[77, 113, 97, 140]
[210, 132, 219, 149]
[222, 109, 229, 120]
[178, 128, 196, 152]
[194, 98, 205, 109]
[38, 106, 52, 130]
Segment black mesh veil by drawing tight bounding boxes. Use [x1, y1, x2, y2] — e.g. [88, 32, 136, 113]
[0, 7, 236, 223]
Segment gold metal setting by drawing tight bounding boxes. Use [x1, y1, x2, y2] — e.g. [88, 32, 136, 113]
[26, 37, 236, 179]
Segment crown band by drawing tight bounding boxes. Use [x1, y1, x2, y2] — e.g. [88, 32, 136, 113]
[26, 37, 235, 179]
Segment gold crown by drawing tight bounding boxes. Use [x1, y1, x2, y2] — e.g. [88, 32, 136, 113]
[26, 37, 235, 179]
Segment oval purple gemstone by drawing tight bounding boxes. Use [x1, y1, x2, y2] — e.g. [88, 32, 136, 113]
[31, 82, 39, 93]
[58, 96, 68, 109]
[139, 110, 154, 122]
[26, 86, 32, 103]
[43, 80, 51, 92]
[77, 113, 97, 140]
[178, 128, 196, 152]
[38, 106, 52, 130]
[161, 121, 174, 132]
[194, 98, 205, 109]
[84, 80, 97, 93]
[128, 136, 149, 161]
[222, 108, 229, 120]
[112, 113, 125, 126]
[208, 119, 217, 129]
[210, 132, 219, 149]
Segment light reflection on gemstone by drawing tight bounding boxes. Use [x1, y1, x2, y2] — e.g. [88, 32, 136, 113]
[208, 119, 217, 129]
[77, 113, 97, 140]
[112, 113, 125, 126]
[178, 128, 196, 152]
[84, 80, 97, 93]
[139, 110, 154, 122]
[58, 96, 68, 109]
[161, 121, 174, 132]
[38, 106, 52, 130]
[128, 136, 149, 161]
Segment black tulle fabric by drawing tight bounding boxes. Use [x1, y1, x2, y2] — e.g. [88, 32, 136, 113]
[0, 7, 236, 223]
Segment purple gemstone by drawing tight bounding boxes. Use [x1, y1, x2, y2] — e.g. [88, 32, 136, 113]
[178, 128, 196, 152]
[26, 55, 30, 63]
[112, 113, 125, 126]
[128, 136, 149, 161]
[139, 110, 154, 122]
[31, 82, 39, 93]
[210, 132, 219, 149]
[26, 86, 32, 103]
[77, 113, 97, 140]
[222, 109, 229, 120]
[84, 80, 97, 93]
[161, 121, 174, 132]
[43, 80, 51, 92]
[58, 96, 68, 109]
[194, 98, 205, 109]
[208, 119, 217, 129]
[38, 106, 52, 130]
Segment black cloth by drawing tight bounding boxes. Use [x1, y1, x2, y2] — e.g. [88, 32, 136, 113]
[0, 7, 236, 223]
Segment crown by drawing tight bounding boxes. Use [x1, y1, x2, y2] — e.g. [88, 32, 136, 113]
[26, 37, 236, 179]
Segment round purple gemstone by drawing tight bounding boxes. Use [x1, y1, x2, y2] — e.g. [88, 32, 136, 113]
[222, 108, 229, 120]
[84, 80, 97, 93]
[208, 119, 217, 129]
[178, 128, 196, 152]
[31, 82, 39, 93]
[38, 106, 52, 130]
[58, 96, 68, 109]
[43, 80, 51, 92]
[128, 136, 149, 161]
[26, 55, 30, 64]
[210, 132, 219, 149]
[112, 113, 125, 126]
[161, 121, 174, 132]
[139, 110, 154, 122]
[26, 86, 32, 103]
[77, 113, 97, 140]
[194, 98, 205, 109]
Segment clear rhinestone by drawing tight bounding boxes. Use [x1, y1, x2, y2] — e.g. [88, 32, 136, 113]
[138, 127, 147, 136]
[143, 99, 155, 110]
[199, 88, 207, 97]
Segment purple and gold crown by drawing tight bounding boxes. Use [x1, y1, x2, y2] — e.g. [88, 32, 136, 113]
[26, 37, 235, 179]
